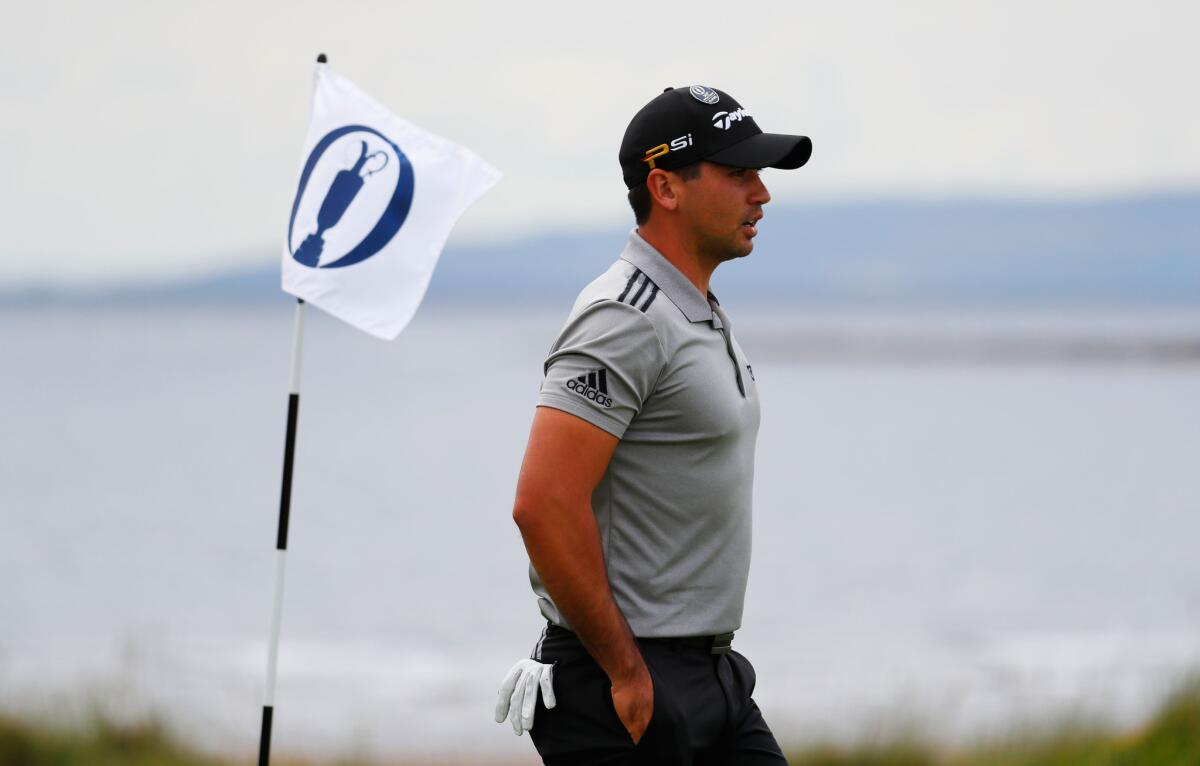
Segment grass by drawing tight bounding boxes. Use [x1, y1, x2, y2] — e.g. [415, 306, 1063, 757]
[785, 678, 1200, 766]
[0, 714, 222, 766]
[1, 679, 1197, 765]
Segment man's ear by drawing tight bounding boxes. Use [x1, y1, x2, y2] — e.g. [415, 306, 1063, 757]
[646, 169, 680, 213]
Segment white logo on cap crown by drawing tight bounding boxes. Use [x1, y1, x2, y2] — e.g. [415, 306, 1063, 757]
[712, 107, 752, 130]
[689, 85, 720, 105]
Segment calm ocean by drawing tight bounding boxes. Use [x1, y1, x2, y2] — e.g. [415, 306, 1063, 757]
[2, 305, 1198, 760]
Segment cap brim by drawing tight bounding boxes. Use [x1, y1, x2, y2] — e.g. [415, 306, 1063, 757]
[706, 132, 812, 170]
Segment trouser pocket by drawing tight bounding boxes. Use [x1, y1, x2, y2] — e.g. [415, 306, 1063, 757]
[631, 663, 691, 766]
[531, 638, 640, 765]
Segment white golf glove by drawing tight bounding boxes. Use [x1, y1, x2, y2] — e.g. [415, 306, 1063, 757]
[494, 658, 556, 736]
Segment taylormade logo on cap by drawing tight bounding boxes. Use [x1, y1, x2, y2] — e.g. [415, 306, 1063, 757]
[712, 108, 753, 130]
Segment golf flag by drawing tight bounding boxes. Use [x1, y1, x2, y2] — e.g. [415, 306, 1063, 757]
[282, 62, 501, 339]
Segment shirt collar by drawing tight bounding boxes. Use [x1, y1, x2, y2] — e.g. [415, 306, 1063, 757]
[619, 230, 715, 323]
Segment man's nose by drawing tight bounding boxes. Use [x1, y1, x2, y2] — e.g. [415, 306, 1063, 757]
[750, 175, 771, 205]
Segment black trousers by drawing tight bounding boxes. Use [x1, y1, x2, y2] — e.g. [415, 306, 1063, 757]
[529, 624, 789, 766]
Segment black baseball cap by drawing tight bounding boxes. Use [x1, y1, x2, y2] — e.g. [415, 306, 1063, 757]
[619, 85, 812, 189]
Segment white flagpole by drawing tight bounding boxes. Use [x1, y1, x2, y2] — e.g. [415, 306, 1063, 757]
[258, 294, 307, 765]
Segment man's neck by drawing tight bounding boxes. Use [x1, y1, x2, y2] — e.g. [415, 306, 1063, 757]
[635, 224, 717, 298]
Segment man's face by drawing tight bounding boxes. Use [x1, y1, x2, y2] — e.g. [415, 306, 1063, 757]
[676, 161, 771, 262]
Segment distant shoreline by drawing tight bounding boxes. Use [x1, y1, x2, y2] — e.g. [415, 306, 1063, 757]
[3, 191, 1198, 309]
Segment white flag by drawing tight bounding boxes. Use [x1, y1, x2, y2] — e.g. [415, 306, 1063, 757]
[281, 63, 501, 339]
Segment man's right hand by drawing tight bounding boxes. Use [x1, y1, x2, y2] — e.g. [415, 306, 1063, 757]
[513, 407, 655, 743]
[610, 667, 654, 744]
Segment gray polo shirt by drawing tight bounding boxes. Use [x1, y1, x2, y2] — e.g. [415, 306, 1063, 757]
[529, 230, 761, 638]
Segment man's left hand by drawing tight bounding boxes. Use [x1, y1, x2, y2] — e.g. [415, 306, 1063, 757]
[494, 658, 556, 735]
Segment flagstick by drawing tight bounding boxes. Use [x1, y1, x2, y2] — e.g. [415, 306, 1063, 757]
[258, 296, 307, 766]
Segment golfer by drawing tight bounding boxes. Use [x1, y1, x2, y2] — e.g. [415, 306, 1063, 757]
[496, 84, 812, 765]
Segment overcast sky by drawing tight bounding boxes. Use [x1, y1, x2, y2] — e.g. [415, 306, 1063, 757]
[2, 1, 1198, 283]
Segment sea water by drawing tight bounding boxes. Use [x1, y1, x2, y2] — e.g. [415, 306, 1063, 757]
[1, 305, 1198, 759]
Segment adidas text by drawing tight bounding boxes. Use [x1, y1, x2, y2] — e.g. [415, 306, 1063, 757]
[566, 369, 613, 408]
[567, 378, 612, 408]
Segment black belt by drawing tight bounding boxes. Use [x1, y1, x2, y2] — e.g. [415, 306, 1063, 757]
[546, 623, 734, 655]
[641, 632, 735, 655]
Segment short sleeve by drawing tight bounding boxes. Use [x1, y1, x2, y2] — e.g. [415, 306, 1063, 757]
[537, 300, 667, 438]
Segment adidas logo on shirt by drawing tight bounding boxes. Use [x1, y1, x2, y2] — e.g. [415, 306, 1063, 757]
[566, 368, 613, 408]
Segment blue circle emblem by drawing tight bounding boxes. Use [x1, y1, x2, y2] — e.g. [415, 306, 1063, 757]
[287, 125, 415, 269]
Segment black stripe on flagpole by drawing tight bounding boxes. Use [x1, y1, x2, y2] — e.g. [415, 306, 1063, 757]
[258, 705, 274, 766]
[277, 393, 300, 551]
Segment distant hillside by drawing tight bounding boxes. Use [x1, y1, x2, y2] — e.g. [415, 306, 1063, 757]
[5, 192, 1198, 308]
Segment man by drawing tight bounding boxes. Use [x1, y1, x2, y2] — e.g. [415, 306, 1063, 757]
[496, 85, 812, 765]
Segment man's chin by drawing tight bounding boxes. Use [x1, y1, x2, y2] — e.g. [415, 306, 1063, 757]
[715, 251, 752, 265]
[700, 233, 754, 263]
[730, 236, 755, 260]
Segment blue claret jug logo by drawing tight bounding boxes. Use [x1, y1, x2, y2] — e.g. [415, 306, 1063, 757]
[287, 125, 415, 269]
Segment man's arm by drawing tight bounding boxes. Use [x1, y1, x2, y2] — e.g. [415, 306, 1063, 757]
[511, 405, 653, 743]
